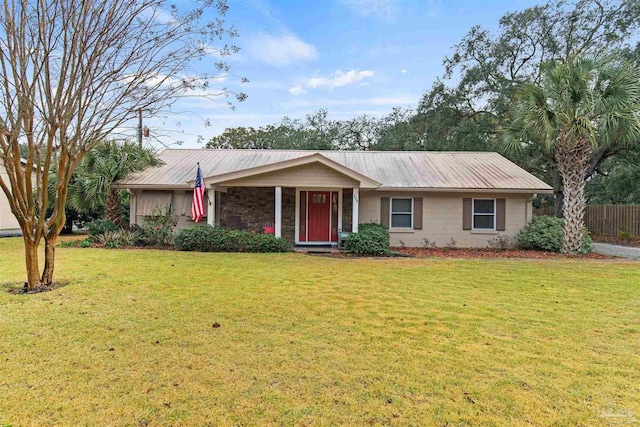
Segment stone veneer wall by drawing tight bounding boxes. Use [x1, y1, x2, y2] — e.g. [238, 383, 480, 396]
[218, 187, 296, 244]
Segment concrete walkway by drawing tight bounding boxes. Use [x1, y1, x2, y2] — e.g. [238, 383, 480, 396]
[593, 242, 640, 260]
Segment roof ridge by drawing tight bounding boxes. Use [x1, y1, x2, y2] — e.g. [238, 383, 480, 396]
[163, 148, 500, 155]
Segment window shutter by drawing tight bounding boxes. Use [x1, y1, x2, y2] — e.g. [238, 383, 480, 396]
[413, 198, 423, 229]
[462, 198, 472, 230]
[496, 199, 506, 231]
[380, 197, 390, 228]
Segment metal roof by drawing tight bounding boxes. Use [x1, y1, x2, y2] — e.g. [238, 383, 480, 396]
[119, 149, 552, 192]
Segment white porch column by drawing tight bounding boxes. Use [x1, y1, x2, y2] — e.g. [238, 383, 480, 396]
[128, 190, 137, 227]
[207, 186, 215, 226]
[352, 187, 359, 233]
[275, 186, 282, 238]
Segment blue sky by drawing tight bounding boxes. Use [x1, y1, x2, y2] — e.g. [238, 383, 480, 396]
[147, 0, 540, 148]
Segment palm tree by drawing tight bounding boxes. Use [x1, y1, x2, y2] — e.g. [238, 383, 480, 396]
[54, 141, 162, 227]
[503, 57, 640, 254]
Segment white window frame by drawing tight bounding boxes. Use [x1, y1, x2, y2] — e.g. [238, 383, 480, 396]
[390, 197, 413, 229]
[472, 198, 496, 231]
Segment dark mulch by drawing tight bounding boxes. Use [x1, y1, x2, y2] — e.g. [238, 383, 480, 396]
[5, 281, 68, 294]
[392, 247, 613, 260]
[592, 234, 640, 248]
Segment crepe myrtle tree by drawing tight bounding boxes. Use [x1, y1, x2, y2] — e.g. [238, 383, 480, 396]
[0, 0, 246, 290]
[502, 57, 640, 254]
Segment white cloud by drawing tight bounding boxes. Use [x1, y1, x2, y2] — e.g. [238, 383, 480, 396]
[152, 9, 175, 24]
[401, 69, 407, 74]
[247, 33, 318, 66]
[339, 0, 397, 20]
[303, 69, 374, 90]
[289, 85, 307, 96]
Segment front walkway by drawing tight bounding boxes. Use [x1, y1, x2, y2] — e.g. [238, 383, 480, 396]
[592, 243, 640, 260]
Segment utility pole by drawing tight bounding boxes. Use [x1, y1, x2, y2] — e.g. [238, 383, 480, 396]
[138, 108, 143, 148]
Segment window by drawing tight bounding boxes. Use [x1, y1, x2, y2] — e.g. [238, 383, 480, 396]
[312, 193, 326, 204]
[473, 199, 496, 230]
[391, 198, 413, 228]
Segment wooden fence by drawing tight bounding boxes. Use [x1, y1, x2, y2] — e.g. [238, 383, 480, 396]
[533, 205, 640, 237]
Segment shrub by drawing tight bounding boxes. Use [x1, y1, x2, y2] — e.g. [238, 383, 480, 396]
[422, 238, 436, 249]
[618, 229, 634, 241]
[174, 225, 291, 253]
[487, 234, 514, 251]
[140, 207, 178, 247]
[444, 238, 457, 249]
[59, 238, 93, 248]
[87, 220, 118, 236]
[517, 215, 593, 253]
[90, 229, 143, 248]
[344, 223, 390, 255]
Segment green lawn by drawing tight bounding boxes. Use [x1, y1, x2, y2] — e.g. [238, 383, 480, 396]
[1, 237, 639, 426]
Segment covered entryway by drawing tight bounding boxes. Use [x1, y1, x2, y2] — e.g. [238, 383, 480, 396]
[298, 190, 340, 244]
[198, 153, 381, 244]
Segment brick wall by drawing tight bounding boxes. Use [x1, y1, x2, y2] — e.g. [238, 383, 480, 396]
[218, 187, 296, 244]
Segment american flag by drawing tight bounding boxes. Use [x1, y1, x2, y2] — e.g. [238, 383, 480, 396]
[191, 163, 206, 223]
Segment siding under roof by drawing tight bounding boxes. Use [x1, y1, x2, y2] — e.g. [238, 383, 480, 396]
[120, 149, 552, 191]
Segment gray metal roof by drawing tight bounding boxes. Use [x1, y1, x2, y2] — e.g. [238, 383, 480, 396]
[120, 149, 552, 191]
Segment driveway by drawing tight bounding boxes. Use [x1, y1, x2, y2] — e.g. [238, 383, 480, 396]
[593, 242, 640, 260]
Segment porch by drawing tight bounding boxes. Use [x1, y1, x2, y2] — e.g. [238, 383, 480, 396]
[206, 186, 360, 246]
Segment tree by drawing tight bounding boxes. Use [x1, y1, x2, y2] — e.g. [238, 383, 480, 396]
[205, 110, 341, 150]
[419, 0, 640, 215]
[55, 141, 162, 226]
[0, 0, 244, 289]
[586, 149, 640, 204]
[205, 127, 265, 149]
[503, 57, 640, 254]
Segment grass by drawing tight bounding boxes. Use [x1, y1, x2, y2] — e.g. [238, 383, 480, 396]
[1, 237, 639, 426]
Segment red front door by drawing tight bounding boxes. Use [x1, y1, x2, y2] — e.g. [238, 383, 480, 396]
[307, 191, 331, 242]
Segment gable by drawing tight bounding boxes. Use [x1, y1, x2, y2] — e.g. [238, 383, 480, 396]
[216, 162, 360, 188]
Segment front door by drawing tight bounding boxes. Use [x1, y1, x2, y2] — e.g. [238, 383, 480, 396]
[307, 191, 331, 242]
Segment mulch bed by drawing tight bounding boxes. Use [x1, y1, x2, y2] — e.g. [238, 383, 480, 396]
[592, 234, 640, 248]
[392, 247, 613, 259]
[5, 282, 68, 294]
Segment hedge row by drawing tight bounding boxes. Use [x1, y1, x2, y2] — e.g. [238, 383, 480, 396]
[174, 225, 291, 253]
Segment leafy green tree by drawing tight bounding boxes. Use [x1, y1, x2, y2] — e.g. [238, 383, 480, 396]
[205, 110, 341, 150]
[503, 57, 640, 254]
[372, 108, 427, 151]
[205, 127, 265, 149]
[419, 0, 640, 215]
[586, 149, 640, 204]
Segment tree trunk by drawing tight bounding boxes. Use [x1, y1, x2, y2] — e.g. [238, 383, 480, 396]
[552, 170, 564, 218]
[40, 237, 57, 286]
[105, 188, 122, 227]
[23, 236, 41, 290]
[555, 135, 591, 254]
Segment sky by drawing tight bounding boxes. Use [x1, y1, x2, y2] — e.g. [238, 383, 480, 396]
[144, 0, 541, 149]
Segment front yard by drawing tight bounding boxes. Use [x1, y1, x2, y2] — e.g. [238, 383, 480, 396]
[1, 237, 639, 426]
